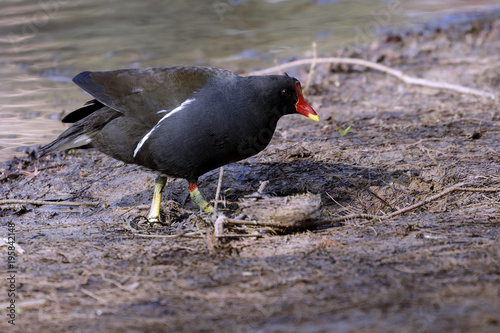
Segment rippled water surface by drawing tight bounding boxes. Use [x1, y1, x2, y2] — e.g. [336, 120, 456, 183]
[1, 0, 499, 162]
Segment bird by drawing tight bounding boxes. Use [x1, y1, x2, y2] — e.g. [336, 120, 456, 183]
[40, 66, 319, 222]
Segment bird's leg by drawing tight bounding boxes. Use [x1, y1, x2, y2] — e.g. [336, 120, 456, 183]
[147, 175, 167, 222]
[189, 183, 214, 212]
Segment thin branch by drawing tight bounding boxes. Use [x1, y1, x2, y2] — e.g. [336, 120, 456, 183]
[224, 218, 299, 229]
[216, 233, 262, 238]
[336, 183, 499, 223]
[453, 187, 500, 193]
[304, 42, 317, 91]
[381, 182, 467, 220]
[130, 230, 260, 239]
[214, 167, 224, 212]
[248, 57, 496, 99]
[0, 199, 99, 206]
[81, 288, 106, 303]
[353, 182, 397, 212]
[130, 231, 200, 238]
[100, 273, 138, 292]
[318, 213, 377, 224]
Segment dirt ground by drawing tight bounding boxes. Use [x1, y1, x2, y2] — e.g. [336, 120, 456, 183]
[1, 13, 500, 333]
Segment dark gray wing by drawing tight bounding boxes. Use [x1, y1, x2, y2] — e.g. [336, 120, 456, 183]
[72, 66, 236, 126]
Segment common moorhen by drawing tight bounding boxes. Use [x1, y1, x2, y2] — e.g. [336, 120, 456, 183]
[41, 66, 319, 221]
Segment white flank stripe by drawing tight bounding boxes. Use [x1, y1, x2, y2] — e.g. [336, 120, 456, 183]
[133, 98, 195, 158]
[73, 134, 91, 144]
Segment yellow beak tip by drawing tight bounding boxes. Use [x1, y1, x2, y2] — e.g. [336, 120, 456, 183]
[308, 114, 320, 122]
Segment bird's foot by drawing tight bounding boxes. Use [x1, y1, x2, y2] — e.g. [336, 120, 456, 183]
[146, 215, 161, 224]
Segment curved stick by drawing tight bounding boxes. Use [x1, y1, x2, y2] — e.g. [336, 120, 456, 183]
[249, 57, 496, 99]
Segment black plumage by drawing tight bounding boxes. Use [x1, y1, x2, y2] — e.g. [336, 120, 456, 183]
[41, 66, 319, 220]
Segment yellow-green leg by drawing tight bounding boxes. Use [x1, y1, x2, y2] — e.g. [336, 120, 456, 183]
[147, 175, 167, 222]
[189, 183, 213, 212]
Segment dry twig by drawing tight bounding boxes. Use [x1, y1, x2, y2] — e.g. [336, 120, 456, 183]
[327, 183, 500, 224]
[0, 199, 99, 206]
[214, 167, 224, 212]
[80, 288, 106, 303]
[248, 57, 496, 99]
[224, 217, 301, 229]
[130, 230, 260, 239]
[304, 41, 317, 91]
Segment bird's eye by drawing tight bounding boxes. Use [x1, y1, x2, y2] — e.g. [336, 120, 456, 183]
[281, 89, 290, 97]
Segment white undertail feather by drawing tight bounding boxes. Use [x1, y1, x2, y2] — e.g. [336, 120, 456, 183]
[133, 98, 195, 158]
[42, 133, 93, 154]
[73, 134, 92, 144]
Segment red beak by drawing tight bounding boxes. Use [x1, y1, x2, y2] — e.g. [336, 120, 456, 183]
[295, 81, 319, 122]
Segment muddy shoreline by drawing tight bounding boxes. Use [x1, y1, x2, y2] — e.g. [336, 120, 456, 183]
[1, 11, 500, 333]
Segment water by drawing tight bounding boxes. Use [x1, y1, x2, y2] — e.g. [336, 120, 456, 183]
[1, 0, 498, 162]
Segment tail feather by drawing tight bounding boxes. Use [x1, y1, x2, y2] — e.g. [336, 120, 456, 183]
[62, 99, 104, 123]
[40, 126, 97, 156]
[40, 103, 121, 156]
